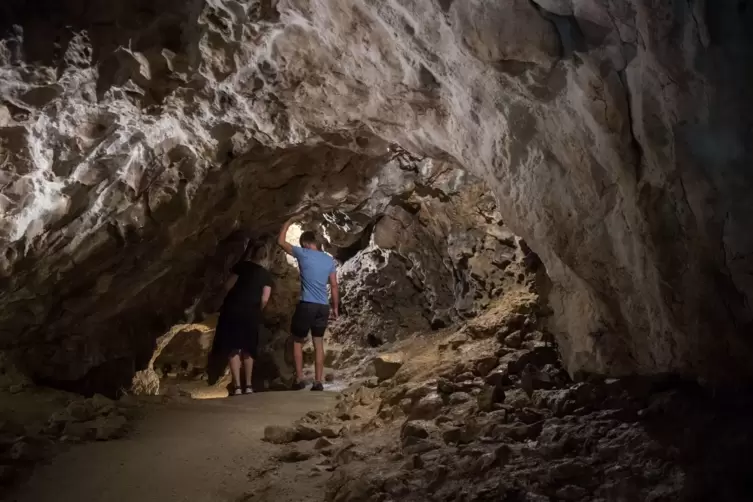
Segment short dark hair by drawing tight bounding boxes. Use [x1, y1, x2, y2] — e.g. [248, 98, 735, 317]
[250, 243, 268, 262]
[242, 241, 267, 262]
[300, 231, 318, 248]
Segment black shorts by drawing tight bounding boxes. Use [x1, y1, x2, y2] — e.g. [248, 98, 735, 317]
[291, 302, 330, 339]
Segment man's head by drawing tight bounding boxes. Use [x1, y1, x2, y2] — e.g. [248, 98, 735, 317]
[300, 231, 320, 250]
[245, 241, 269, 266]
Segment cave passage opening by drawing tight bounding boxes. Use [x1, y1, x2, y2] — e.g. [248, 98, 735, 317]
[130, 154, 554, 400]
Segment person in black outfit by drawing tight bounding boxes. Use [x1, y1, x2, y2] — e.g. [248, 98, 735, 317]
[214, 244, 273, 396]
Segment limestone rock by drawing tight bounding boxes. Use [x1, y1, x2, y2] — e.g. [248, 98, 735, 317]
[295, 424, 322, 441]
[448, 392, 472, 405]
[503, 331, 524, 349]
[93, 414, 128, 441]
[66, 400, 95, 422]
[437, 378, 458, 395]
[130, 370, 160, 397]
[321, 424, 344, 439]
[8, 384, 26, 394]
[154, 322, 216, 374]
[373, 353, 404, 381]
[478, 385, 506, 412]
[315, 437, 334, 450]
[61, 421, 91, 441]
[474, 356, 499, 377]
[263, 425, 298, 445]
[276, 447, 312, 463]
[410, 393, 445, 420]
[400, 420, 437, 443]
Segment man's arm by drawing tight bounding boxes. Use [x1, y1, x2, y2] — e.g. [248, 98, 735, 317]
[260, 285, 272, 310]
[277, 217, 295, 255]
[329, 271, 339, 319]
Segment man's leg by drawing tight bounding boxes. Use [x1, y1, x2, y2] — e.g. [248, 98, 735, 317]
[291, 303, 312, 389]
[310, 305, 329, 391]
[229, 350, 242, 393]
[241, 351, 254, 389]
[312, 336, 325, 384]
[293, 338, 306, 382]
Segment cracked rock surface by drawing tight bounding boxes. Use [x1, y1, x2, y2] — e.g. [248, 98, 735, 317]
[1, 0, 752, 388]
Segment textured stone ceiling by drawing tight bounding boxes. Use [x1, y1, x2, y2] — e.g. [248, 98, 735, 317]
[0, 0, 752, 387]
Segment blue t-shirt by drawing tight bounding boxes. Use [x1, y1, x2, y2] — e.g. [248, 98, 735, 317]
[292, 246, 336, 305]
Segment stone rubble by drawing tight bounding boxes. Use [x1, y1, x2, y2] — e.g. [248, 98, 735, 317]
[0, 391, 135, 494]
[246, 293, 753, 502]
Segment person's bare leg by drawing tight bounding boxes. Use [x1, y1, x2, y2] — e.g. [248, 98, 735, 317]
[242, 351, 254, 388]
[229, 351, 241, 389]
[293, 339, 305, 381]
[313, 337, 325, 383]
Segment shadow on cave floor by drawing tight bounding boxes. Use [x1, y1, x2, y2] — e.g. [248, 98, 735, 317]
[637, 383, 753, 501]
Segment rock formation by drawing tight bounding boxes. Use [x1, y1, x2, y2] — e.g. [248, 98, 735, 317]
[1, 0, 752, 390]
[325, 156, 542, 347]
[241, 288, 753, 502]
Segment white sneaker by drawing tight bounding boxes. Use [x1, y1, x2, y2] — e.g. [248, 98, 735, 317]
[243, 387, 254, 395]
[232, 388, 242, 396]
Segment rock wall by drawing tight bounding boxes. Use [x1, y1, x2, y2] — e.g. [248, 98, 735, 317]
[327, 160, 540, 346]
[1, 0, 752, 384]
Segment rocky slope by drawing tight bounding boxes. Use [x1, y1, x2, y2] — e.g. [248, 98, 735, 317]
[253, 292, 753, 502]
[327, 156, 543, 347]
[1, 0, 752, 389]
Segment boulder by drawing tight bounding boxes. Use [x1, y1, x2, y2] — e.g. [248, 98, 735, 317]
[505, 388, 533, 409]
[131, 369, 160, 396]
[295, 424, 322, 441]
[437, 378, 458, 395]
[61, 422, 91, 441]
[263, 425, 298, 444]
[400, 420, 436, 442]
[474, 356, 499, 377]
[314, 437, 334, 450]
[66, 400, 95, 422]
[503, 331, 524, 349]
[442, 427, 463, 445]
[373, 353, 404, 381]
[276, 447, 312, 463]
[321, 424, 344, 438]
[478, 385, 506, 412]
[8, 383, 27, 394]
[91, 394, 117, 415]
[448, 392, 472, 405]
[410, 393, 445, 420]
[93, 414, 128, 441]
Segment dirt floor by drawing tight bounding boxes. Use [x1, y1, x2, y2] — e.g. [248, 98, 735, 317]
[7, 391, 336, 502]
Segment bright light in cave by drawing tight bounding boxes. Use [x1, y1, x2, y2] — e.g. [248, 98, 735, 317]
[285, 223, 302, 267]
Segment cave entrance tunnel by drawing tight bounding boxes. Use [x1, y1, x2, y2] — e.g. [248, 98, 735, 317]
[25, 145, 551, 399]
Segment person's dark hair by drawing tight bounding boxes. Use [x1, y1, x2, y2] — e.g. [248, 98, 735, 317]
[300, 231, 318, 249]
[241, 240, 267, 263]
[249, 243, 268, 262]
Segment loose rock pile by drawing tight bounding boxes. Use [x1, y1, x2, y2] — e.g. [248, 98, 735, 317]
[0, 392, 132, 493]
[45, 395, 130, 442]
[253, 294, 753, 502]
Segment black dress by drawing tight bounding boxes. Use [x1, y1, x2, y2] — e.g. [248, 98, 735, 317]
[213, 261, 273, 359]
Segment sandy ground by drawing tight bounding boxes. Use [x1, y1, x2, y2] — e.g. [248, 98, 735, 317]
[8, 391, 336, 502]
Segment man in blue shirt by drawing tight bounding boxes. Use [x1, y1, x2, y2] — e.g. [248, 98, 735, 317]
[278, 216, 339, 391]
